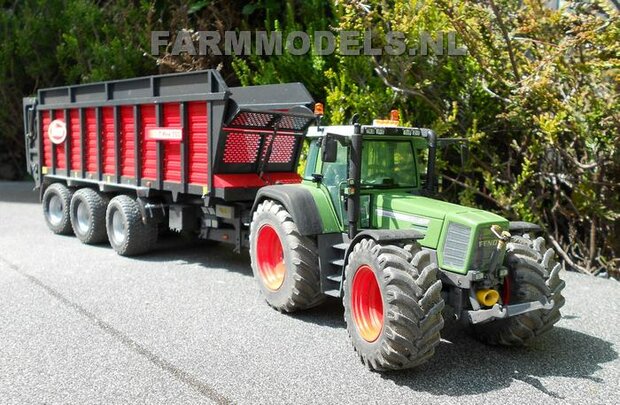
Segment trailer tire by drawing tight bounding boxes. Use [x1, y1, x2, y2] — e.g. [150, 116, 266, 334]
[42, 183, 74, 235]
[70, 188, 108, 244]
[343, 239, 444, 371]
[472, 236, 566, 346]
[249, 199, 324, 312]
[106, 195, 157, 256]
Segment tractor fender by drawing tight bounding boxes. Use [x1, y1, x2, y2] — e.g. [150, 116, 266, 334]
[339, 229, 426, 294]
[252, 185, 323, 236]
[508, 221, 542, 235]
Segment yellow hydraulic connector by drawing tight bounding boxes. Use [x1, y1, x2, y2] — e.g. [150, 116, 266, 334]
[476, 289, 500, 307]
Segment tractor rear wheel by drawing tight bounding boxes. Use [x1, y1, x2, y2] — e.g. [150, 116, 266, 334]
[473, 236, 565, 345]
[70, 188, 108, 244]
[105, 195, 157, 256]
[343, 239, 444, 371]
[42, 183, 74, 235]
[249, 200, 324, 312]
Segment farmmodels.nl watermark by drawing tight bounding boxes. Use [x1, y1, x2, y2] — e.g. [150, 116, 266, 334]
[151, 30, 467, 57]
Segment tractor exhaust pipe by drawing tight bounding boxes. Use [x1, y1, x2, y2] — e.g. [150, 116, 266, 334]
[348, 123, 362, 239]
[426, 130, 437, 193]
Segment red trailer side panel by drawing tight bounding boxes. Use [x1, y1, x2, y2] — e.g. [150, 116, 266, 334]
[162, 103, 181, 183]
[69, 109, 81, 171]
[141, 105, 157, 181]
[188, 101, 208, 185]
[55, 110, 66, 170]
[85, 108, 97, 173]
[101, 107, 114, 176]
[120, 106, 135, 178]
[42, 110, 52, 168]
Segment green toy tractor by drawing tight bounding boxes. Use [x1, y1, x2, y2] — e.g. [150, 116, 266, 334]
[249, 111, 565, 371]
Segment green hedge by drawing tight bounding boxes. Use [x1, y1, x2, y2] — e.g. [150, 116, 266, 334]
[1, 0, 617, 276]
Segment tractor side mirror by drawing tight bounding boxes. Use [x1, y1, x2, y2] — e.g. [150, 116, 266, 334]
[322, 136, 338, 163]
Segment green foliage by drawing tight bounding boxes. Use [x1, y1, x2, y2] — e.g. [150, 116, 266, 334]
[327, 0, 619, 275]
[232, 0, 336, 100]
[0, 0, 159, 178]
[1, 0, 618, 276]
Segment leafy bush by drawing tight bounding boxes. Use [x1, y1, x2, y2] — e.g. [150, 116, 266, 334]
[0, 0, 160, 179]
[1, 0, 617, 276]
[326, 0, 619, 276]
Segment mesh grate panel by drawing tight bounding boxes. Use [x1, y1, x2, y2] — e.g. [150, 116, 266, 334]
[277, 115, 310, 131]
[230, 112, 273, 128]
[268, 135, 296, 163]
[223, 132, 261, 163]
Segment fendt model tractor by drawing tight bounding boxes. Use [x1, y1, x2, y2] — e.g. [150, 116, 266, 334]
[23, 70, 565, 371]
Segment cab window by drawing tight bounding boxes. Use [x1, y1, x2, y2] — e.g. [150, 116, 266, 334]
[361, 141, 417, 188]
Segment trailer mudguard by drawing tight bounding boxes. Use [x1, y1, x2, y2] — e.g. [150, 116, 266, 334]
[252, 185, 323, 236]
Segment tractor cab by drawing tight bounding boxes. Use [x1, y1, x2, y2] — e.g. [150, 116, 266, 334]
[304, 114, 438, 238]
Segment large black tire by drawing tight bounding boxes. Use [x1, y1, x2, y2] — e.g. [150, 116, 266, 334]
[473, 236, 566, 346]
[249, 200, 324, 312]
[343, 239, 445, 371]
[105, 195, 157, 256]
[42, 183, 74, 235]
[70, 188, 108, 244]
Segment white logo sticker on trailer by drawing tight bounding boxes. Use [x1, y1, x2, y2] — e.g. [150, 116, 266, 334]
[48, 119, 67, 144]
[146, 127, 183, 141]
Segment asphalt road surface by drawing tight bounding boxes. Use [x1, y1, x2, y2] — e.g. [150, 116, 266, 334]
[1, 181, 618, 404]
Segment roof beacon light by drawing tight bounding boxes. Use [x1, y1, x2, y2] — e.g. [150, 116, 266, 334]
[390, 109, 400, 123]
[314, 102, 324, 116]
[372, 109, 400, 128]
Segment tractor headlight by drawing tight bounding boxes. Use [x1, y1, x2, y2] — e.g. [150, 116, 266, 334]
[443, 222, 471, 270]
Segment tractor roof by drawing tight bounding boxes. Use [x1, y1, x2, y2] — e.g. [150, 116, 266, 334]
[306, 125, 434, 138]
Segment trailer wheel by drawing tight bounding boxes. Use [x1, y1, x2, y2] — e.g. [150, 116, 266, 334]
[70, 188, 108, 244]
[105, 195, 157, 256]
[42, 183, 74, 235]
[343, 239, 444, 371]
[472, 236, 566, 346]
[249, 200, 324, 312]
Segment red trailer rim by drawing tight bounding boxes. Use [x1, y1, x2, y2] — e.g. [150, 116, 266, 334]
[351, 265, 384, 342]
[256, 224, 286, 291]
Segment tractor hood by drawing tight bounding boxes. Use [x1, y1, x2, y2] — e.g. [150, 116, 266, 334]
[372, 193, 508, 250]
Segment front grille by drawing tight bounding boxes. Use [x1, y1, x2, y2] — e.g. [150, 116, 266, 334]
[443, 223, 471, 269]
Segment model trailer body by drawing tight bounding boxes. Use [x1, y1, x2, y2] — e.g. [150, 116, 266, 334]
[24, 70, 565, 371]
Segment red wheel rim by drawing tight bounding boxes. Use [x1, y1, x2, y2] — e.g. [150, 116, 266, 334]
[256, 224, 286, 291]
[351, 265, 384, 342]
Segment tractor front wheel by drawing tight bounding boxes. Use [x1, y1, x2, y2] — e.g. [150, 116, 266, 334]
[249, 200, 324, 312]
[473, 236, 566, 345]
[343, 239, 444, 371]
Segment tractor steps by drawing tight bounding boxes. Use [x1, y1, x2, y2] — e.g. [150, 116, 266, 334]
[330, 259, 345, 267]
[332, 243, 349, 251]
[318, 235, 350, 298]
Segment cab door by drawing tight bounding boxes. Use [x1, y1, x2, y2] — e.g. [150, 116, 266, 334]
[319, 140, 349, 228]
